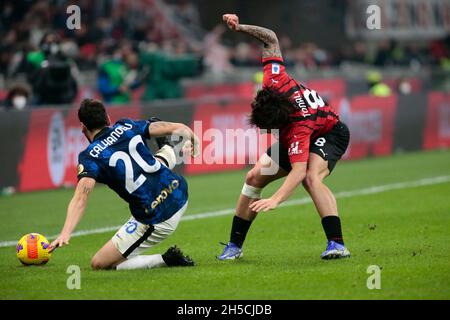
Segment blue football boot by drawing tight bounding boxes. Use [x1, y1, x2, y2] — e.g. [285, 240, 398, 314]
[217, 242, 243, 260]
[321, 240, 351, 260]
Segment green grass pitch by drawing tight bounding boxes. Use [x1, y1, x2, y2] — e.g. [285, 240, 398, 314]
[1, 150, 450, 299]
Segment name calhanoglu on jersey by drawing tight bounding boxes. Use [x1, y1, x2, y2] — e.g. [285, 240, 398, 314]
[89, 123, 133, 158]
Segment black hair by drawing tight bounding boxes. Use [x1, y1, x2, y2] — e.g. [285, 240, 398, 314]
[249, 87, 295, 129]
[78, 99, 108, 131]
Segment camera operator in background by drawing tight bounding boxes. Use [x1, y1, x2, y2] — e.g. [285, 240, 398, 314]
[26, 32, 78, 106]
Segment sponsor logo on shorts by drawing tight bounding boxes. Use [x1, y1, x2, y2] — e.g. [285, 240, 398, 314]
[151, 180, 180, 210]
[288, 142, 302, 156]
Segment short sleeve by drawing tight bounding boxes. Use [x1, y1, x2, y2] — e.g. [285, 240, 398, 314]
[77, 153, 100, 181]
[285, 126, 312, 163]
[118, 118, 150, 140]
[134, 119, 151, 140]
[262, 56, 291, 89]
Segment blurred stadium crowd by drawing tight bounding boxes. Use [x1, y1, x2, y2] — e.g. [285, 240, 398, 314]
[1, 0, 449, 110]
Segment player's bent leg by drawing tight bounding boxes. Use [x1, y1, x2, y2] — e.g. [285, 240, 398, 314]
[91, 230, 168, 271]
[218, 153, 288, 260]
[100, 202, 193, 271]
[302, 153, 336, 218]
[91, 240, 126, 270]
[116, 246, 193, 270]
[237, 155, 287, 221]
[239, 153, 288, 220]
[302, 153, 350, 259]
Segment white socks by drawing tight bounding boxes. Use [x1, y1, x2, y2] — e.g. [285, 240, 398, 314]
[116, 254, 167, 270]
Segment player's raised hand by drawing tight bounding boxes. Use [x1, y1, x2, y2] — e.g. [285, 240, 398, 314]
[49, 235, 70, 252]
[223, 14, 240, 31]
[182, 139, 199, 158]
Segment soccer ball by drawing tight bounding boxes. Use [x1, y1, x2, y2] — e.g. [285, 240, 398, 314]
[16, 233, 51, 266]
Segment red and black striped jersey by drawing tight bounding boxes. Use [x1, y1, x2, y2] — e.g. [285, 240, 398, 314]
[262, 56, 340, 163]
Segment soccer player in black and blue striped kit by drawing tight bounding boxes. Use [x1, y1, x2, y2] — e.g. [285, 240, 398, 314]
[49, 99, 199, 270]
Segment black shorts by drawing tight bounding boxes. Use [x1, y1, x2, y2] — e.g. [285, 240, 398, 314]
[266, 121, 350, 174]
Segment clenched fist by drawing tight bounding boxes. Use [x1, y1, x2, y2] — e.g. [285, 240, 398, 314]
[223, 14, 240, 31]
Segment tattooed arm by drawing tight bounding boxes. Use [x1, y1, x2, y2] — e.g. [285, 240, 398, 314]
[223, 14, 282, 59]
[149, 121, 194, 138]
[49, 177, 96, 251]
[149, 121, 200, 157]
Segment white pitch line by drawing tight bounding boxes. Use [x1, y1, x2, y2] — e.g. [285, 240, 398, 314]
[1, 175, 449, 248]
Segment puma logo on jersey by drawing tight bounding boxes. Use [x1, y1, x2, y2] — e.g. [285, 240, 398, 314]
[288, 142, 302, 156]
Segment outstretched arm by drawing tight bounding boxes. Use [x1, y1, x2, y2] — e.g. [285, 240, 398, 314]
[149, 121, 200, 157]
[223, 14, 282, 59]
[249, 162, 307, 212]
[49, 177, 96, 252]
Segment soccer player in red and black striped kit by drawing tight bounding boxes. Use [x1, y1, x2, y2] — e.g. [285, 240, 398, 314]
[218, 14, 351, 260]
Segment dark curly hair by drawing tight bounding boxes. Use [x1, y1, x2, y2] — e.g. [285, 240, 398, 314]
[249, 87, 295, 129]
[78, 98, 109, 131]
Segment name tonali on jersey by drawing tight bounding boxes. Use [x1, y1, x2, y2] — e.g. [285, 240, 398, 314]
[289, 85, 339, 129]
[292, 89, 311, 117]
[262, 56, 339, 138]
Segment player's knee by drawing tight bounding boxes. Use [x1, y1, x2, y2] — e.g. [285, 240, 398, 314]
[91, 256, 109, 270]
[245, 169, 264, 188]
[90, 257, 102, 270]
[242, 170, 264, 199]
[303, 171, 322, 191]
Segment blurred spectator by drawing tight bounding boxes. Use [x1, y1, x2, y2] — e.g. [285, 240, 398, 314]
[292, 42, 331, 70]
[350, 41, 370, 64]
[4, 84, 31, 110]
[253, 71, 264, 93]
[367, 71, 392, 97]
[97, 46, 141, 104]
[278, 35, 296, 67]
[0, 0, 449, 99]
[430, 36, 450, 71]
[139, 44, 203, 101]
[203, 24, 233, 75]
[26, 32, 78, 105]
[169, 0, 200, 27]
[165, 0, 203, 39]
[231, 42, 259, 67]
[397, 78, 413, 95]
[373, 41, 392, 66]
